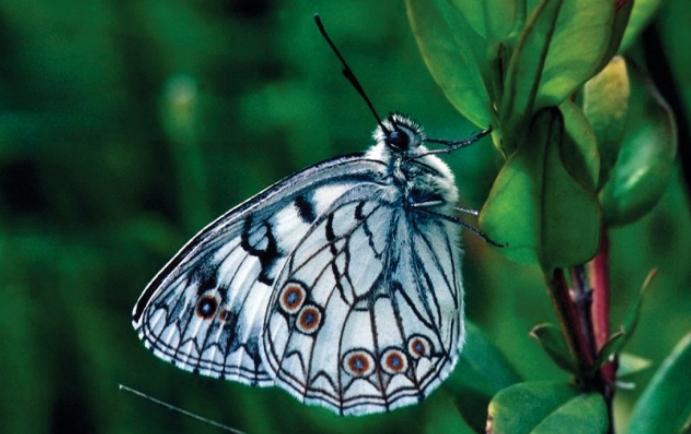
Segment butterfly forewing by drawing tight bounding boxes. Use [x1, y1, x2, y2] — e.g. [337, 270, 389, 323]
[261, 187, 464, 415]
[132, 155, 389, 386]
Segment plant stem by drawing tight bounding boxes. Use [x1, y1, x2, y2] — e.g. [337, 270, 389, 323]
[590, 231, 611, 350]
[571, 265, 597, 356]
[545, 228, 619, 431]
[546, 269, 595, 374]
[590, 230, 617, 432]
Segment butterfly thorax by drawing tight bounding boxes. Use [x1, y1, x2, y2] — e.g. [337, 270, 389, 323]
[367, 114, 459, 214]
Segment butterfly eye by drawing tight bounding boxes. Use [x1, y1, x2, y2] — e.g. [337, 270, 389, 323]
[380, 348, 408, 374]
[196, 294, 219, 319]
[343, 350, 375, 377]
[386, 129, 410, 150]
[296, 304, 323, 334]
[279, 282, 307, 314]
[407, 335, 432, 359]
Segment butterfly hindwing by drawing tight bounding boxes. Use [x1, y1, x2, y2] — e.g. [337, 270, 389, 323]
[261, 187, 464, 415]
[132, 155, 389, 386]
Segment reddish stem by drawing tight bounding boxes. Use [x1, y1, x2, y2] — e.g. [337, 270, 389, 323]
[571, 266, 597, 356]
[545, 231, 616, 431]
[590, 230, 616, 432]
[590, 232, 611, 350]
[548, 269, 595, 372]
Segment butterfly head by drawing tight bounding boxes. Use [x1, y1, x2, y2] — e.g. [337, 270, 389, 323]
[374, 113, 425, 153]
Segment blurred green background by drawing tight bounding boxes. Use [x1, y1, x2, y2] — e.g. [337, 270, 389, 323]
[0, 1, 689, 433]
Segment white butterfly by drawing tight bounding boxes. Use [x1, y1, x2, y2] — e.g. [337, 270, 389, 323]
[131, 15, 492, 416]
[131, 113, 491, 415]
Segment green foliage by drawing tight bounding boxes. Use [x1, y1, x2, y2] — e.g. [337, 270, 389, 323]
[448, 0, 523, 43]
[530, 323, 578, 373]
[627, 333, 691, 434]
[488, 382, 608, 434]
[592, 330, 626, 372]
[581, 44, 678, 229]
[559, 99, 600, 190]
[409, 0, 679, 257]
[599, 269, 656, 362]
[423, 393, 476, 434]
[446, 323, 521, 430]
[620, 0, 666, 52]
[405, 0, 493, 127]
[537, 0, 614, 108]
[480, 108, 601, 268]
[616, 353, 652, 379]
[596, 61, 678, 225]
[408, 0, 687, 432]
[499, 0, 562, 154]
[583, 56, 631, 184]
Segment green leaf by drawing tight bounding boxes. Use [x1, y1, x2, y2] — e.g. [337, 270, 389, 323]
[592, 329, 625, 370]
[601, 1, 634, 63]
[424, 391, 477, 434]
[488, 382, 608, 434]
[628, 333, 691, 434]
[531, 394, 608, 434]
[481, 109, 601, 267]
[530, 323, 578, 373]
[599, 63, 678, 226]
[406, 0, 492, 127]
[537, 0, 615, 107]
[583, 56, 631, 186]
[620, 0, 665, 52]
[446, 322, 521, 431]
[500, 0, 562, 154]
[617, 353, 652, 378]
[593, 269, 656, 373]
[448, 0, 521, 42]
[559, 99, 600, 190]
[613, 269, 657, 353]
[531, 109, 602, 269]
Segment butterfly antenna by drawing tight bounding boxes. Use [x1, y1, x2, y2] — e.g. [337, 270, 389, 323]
[314, 14, 389, 134]
[118, 384, 248, 434]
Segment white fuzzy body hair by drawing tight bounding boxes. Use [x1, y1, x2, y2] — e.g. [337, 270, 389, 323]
[364, 118, 459, 216]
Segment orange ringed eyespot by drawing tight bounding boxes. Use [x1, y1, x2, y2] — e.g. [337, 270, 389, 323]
[279, 283, 306, 314]
[407, 335, 431, 359]
[296, 305, 322, 334]
[343, 350, 375, 377]
[381, 348, 408, 374]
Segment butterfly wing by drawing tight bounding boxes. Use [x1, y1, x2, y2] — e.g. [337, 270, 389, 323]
[132, 154, 389, 386]
[261, 187, 464, 414]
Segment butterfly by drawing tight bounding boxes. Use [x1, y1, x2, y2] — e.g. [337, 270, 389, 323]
[131, 15, 492, 416]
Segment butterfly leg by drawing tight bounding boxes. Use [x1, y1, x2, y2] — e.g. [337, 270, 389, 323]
[410, 200, 445, 209]
[456, 206, 479, 216]
[412, 202, 480, 217]
[413, 206, 506, 248]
